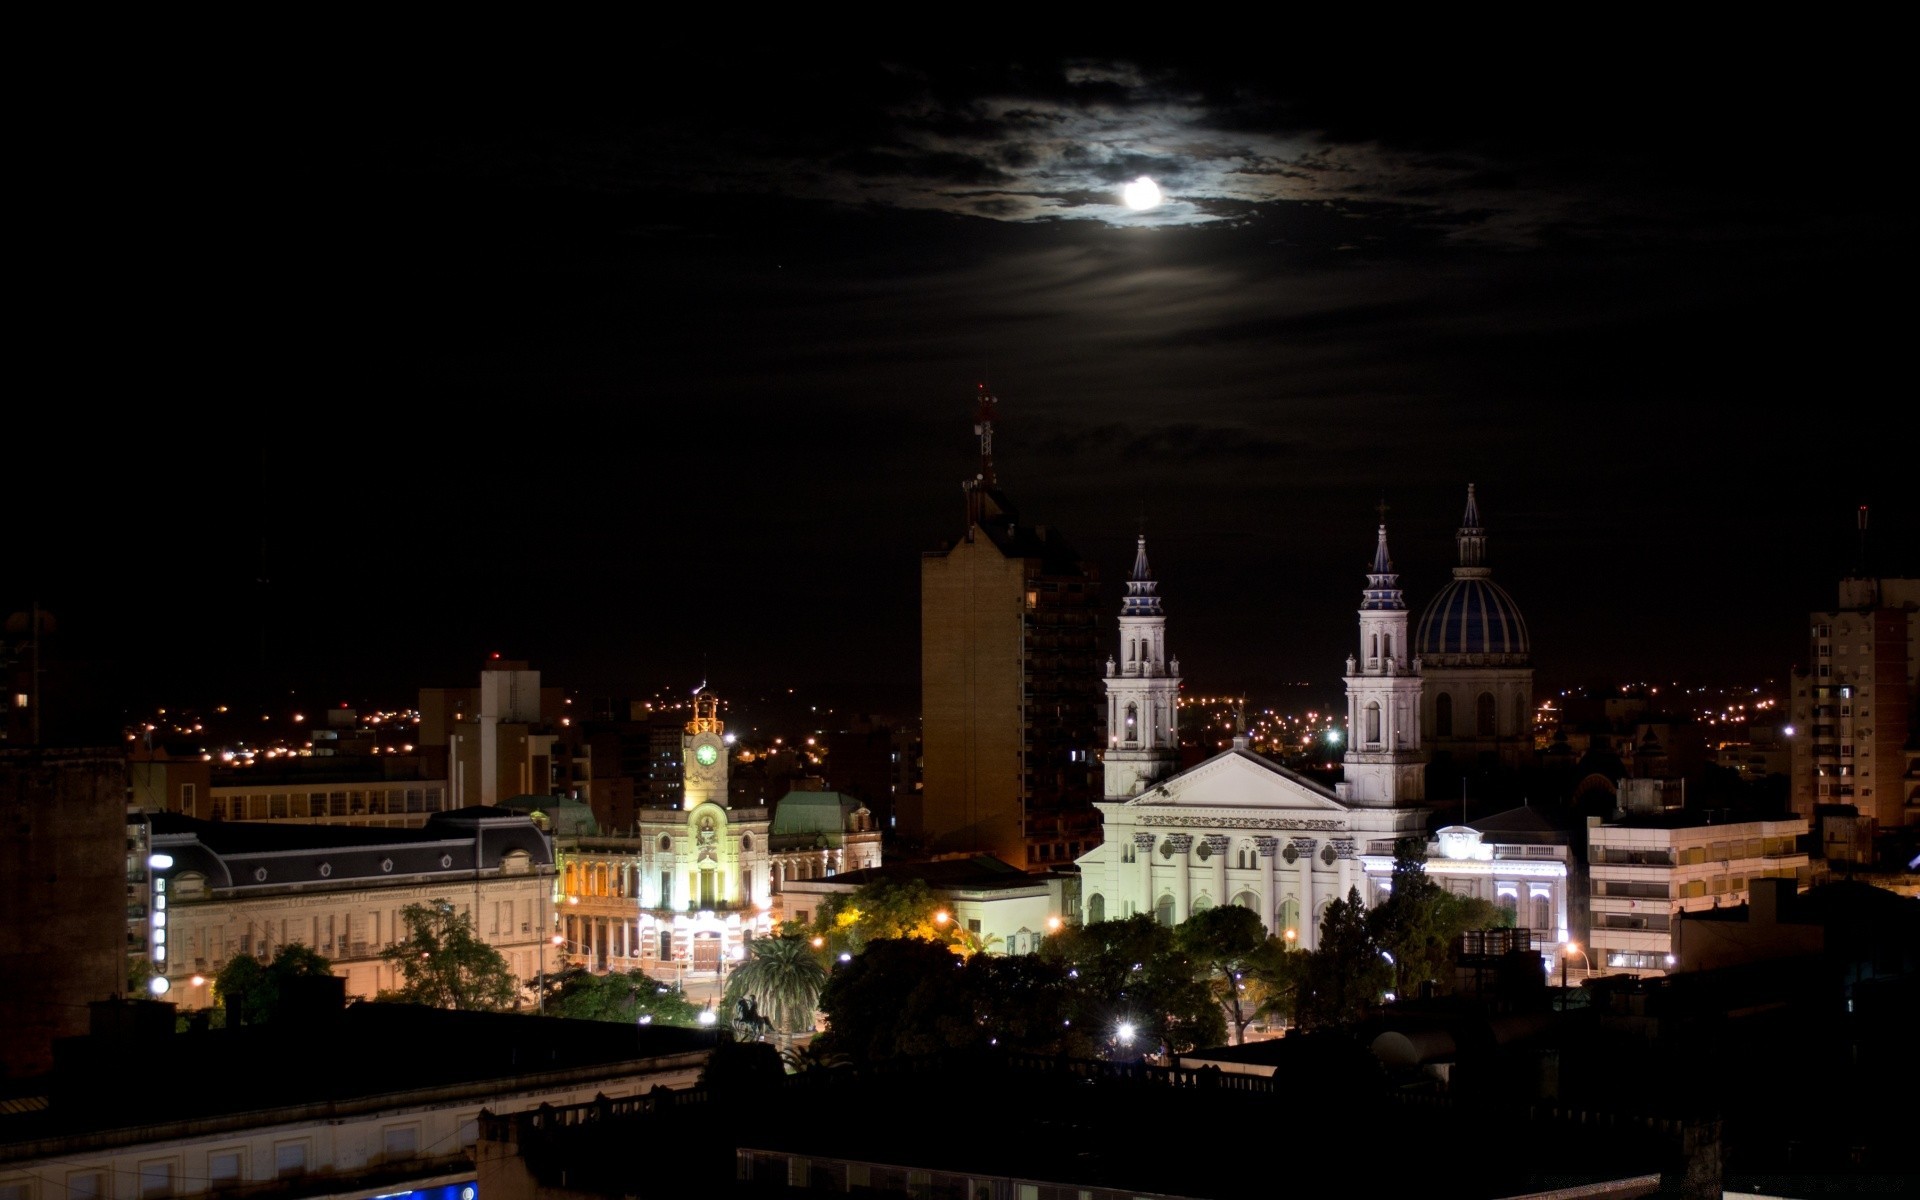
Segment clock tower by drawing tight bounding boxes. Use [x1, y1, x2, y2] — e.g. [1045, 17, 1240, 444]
[683, 687, 728, 809]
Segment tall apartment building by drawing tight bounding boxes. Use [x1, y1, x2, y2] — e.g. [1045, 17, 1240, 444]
[915, 390, 1103, 868]
[1787, 573, 1919, 855]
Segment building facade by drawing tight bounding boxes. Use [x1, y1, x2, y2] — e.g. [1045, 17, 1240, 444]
[1586, 812, 1810, 977]
[554, 690, 776, 980]
[916, 390, 1103, 869]
[0, 1003, 716, 1200]
[145, 808, 559, 1007]
[1787, 574, 1919, 850]
[418, 658, 570, 809]
[1359, 804, 1579, 977]
[1078, 524, 1433, 949]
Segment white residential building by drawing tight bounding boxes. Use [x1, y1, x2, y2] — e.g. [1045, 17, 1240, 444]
[1586, 813, 1810, 977]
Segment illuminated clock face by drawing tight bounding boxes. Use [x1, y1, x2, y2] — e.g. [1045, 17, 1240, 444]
[694, 743, 719, 768]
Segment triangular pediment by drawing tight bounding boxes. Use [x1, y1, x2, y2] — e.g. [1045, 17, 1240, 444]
[1120, 749, 1348, 813]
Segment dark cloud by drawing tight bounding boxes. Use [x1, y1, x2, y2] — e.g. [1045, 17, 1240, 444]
[22, 38, 1912, 720]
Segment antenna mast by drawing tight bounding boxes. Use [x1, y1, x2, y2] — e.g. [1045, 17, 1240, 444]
[973, 383, 998, 486]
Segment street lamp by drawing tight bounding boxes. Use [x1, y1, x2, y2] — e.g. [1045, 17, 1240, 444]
[1559, 941, 1590, 1001]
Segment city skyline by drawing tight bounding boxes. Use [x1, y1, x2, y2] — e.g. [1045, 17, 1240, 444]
[18, 41, 1913, 729]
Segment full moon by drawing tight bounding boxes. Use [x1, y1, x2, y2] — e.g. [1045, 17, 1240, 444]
[1122, 176, 1163, 211]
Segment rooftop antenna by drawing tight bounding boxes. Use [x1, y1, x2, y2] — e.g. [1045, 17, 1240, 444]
[973, 383, 998, 487]
[1855, 503, 1870, 577]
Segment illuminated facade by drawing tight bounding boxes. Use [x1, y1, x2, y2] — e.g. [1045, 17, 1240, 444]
[144, 808, 558, 1007]
[1586, 812, 1810, 977]
[1340, 522, 1427, 807]
[1101, 535, 1181, 802]
[556, 689, 773, 978]
[1078, 530, 1428, 949]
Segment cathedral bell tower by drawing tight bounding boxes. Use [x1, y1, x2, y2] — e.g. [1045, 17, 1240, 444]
[1102, 535, 1182, 799]
[1338, 522, 1426, 807]
[683, 687, 728, 810]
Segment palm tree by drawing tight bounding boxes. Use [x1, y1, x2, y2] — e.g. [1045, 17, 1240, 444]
[728, 935, 828, 1046]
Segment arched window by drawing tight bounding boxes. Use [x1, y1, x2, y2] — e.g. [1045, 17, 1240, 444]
[1087, 893, 1106, 923]
[1530, 893, 1550, 930]
[1125, 703, 1139, 745]
[1231, 890, 1259, 915]
[1477, 692, 1497, 736]
[1154, 894, 1176, 926]
[1384, 633, 1392, 660]
[1192, 894, 1213, 914]
[1277, 897, 1300, 940]
[1435, 693, 1453, 737]
[1371, 633, 1379, 658]
[1365, 702, 1382, 744]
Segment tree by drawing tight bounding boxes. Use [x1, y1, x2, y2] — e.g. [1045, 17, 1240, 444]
[541, 967, 703, 1026]
[1176, 905, 1283, 1045]
[214, 943, 333, 1026]
[814, 937, 981, 1063]
[723, 934, 829, 1043]
[378, 899, 517, 1011]
[1040, 914, 1225, 1056]
[807, 878, 959, 957]
[1367, 840, 1509, 999]
[1293, 887, 1392, 1031]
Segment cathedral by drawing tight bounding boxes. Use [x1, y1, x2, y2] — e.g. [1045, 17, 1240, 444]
[1074, 487, 1558, 951]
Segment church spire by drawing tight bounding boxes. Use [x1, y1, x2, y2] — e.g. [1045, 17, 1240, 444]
[1102, 532, 1180, 799]
[1455, 483, 1487, 573]
[1361, 524, 1405, 611]
[1121, 534, 1162, 617]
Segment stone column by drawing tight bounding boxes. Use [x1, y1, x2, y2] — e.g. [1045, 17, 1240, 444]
[1167, 834, 1193, 924]
[1333, 838, 1357, 906]
[1290, 839, 1317, 951]
[1133, 833, 1155, 919]
[1205, 835, 1230, 908]
[1255, 837, 1279, 934]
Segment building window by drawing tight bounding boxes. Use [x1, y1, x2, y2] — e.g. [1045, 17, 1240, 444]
[273, 1144, 307, 1180]
[207, 1153, 242, 1191]
[138, 1162, 175, 1200]
[383, 1126, 419, 1160]
[1365, 702, 1381, 744]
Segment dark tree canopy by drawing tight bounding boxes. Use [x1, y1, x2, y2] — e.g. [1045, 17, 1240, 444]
[214, 942, 334, 1026]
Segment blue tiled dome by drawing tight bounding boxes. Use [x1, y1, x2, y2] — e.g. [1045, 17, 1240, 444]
[1416, 576, 1530, 659]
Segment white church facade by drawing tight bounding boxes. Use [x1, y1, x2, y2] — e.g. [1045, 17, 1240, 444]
[1076, 495, 1557, 957]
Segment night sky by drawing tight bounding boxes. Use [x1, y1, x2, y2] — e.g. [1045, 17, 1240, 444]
[21, 39, 1914, 728]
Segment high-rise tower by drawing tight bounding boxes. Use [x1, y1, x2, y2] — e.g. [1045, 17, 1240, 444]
[1339, 521, 1426, 806]
[915, 387, 1104, 869]
[1102, 535, 1181, 799]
